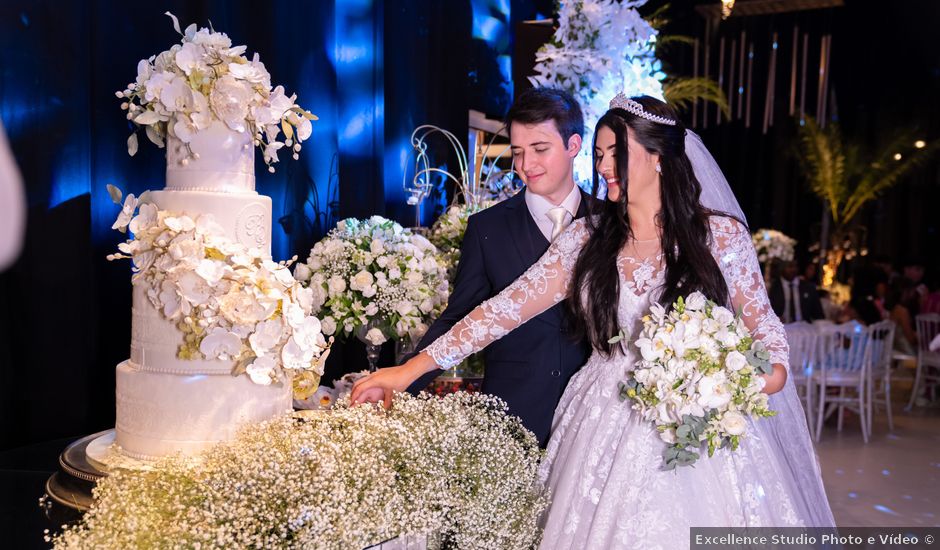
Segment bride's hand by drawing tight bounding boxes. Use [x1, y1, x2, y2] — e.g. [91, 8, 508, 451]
[350, 352, 438, 407]
[761, 363, 788, 394]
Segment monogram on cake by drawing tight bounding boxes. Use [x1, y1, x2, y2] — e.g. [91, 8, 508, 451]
[91, 13, 327, 464]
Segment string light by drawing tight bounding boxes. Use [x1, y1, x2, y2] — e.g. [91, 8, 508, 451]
[893, 153, 902, 161]
[914, 140, 926, 149]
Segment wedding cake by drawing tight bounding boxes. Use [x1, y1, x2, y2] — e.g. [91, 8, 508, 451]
[102, 14, 327, 460]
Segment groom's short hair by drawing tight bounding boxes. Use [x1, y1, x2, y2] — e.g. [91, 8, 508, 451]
[506, 87, 584, 143]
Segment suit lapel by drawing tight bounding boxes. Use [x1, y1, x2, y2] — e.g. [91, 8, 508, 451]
[575, 188, 593, 219]
[505, 189, 547, 269]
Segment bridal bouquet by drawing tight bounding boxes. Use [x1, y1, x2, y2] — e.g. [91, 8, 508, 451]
[117, 12, 316, 170]
[107, 186, 331, 390]
[751, 228, 797, 264]
[295, 216, 449, 346]
[615, 291, 776, 469]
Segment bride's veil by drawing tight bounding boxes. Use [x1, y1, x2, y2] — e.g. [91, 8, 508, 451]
[686, 129, 835, 527]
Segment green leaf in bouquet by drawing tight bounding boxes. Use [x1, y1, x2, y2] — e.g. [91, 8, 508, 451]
[674, 295, 686, 314]
[730, 435, 740, 451]
[618, 380, 638, 402]
[676, 424, 692, 441]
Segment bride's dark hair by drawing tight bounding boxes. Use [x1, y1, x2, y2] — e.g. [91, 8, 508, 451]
[569, 95, 739, 356]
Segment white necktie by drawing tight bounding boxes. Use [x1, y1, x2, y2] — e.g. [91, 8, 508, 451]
[547, 206, 569, 242]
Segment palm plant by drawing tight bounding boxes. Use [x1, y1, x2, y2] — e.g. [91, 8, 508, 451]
[797, 116, 938, 286]
[647, 3, 730, 118]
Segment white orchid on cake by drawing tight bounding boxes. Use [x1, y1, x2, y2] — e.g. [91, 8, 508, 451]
[294, 216, 450, 347]
[106, 185, 331, 393]
[117, 12, 317, 171]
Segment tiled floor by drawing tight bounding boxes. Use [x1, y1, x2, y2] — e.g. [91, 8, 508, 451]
[813, 378, 940, 527]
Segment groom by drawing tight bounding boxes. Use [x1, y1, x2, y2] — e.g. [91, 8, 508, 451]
[406, 88, 592, 447]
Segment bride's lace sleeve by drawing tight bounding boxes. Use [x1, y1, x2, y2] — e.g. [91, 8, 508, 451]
[709, 217, 789, 367]
[423, 219, 590, 369]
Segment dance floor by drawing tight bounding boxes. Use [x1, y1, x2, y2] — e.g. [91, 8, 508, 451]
[815, 374, 940, 527]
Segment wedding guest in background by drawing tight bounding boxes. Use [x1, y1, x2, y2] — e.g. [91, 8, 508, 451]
[922, 269, 940, 315]
[769, 260, 824, 323]
[901, 257, 929, 309]
[872, 253, 899, 285]
[803, 261, 819, 286]
[886, 278, 920, 355]
[842, 264, 888, 325]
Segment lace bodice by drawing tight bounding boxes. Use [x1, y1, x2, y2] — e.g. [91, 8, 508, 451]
[424, 216, 788, 369]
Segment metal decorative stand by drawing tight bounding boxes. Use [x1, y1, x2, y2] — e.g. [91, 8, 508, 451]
[42, 430, 112, 515]
[356, 320, 385, 372]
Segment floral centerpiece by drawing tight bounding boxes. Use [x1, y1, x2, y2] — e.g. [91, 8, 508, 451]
[428, 202, 493, 282]
[529, 0, 665, 181]
[51, 393, 547, 550]
[294, 216, 449, 347]
[613, 291, 776, 469]
[751, 228, 797, 264]
[107, 186, 331, 394]
[117, 12, 316, 171]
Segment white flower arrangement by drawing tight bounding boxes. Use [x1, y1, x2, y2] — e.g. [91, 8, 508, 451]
[613, 291, 776, 469]
[107, 185, 331, 390]
[117, 12, 317, 171]
[51, 393, 548, 550]
[293, 370, 366, 409]
[752, 228, 797, 264]
[529, 0, 666, 181]
[428, 202, 494, 282]
[296, 216, 450, 346]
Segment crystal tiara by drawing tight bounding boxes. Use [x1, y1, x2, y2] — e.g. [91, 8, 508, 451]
[609, 93, 677, 126]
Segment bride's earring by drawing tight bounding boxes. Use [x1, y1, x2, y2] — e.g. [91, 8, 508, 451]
[655, 163, 662, 174]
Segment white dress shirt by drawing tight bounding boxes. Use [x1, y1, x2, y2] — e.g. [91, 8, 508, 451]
[524, 184, 582, 243]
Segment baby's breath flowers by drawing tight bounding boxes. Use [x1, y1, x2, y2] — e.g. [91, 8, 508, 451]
[52, 393, 547, 549]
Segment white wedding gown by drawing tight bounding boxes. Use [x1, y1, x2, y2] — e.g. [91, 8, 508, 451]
[425, 216, 834, 549]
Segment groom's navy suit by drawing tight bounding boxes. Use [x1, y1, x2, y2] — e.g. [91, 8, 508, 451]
[408, 189, 592, 447]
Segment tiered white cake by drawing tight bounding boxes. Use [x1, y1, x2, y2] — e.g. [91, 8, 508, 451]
[114, 122, 292, 460]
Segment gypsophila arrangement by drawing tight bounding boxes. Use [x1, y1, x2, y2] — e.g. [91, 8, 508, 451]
[51, 392, 547, 550]
[752, 228, 797, 264]
[107, 185, 331, 390]
[529, 0, 665, 181]
[294, 216, 450, 346]
[118, 12, 317, 171]
[428, 202, 494, 282]
[612, 291, 776, 469]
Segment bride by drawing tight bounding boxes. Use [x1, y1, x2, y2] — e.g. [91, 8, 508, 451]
[352, 94, 834, 547]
